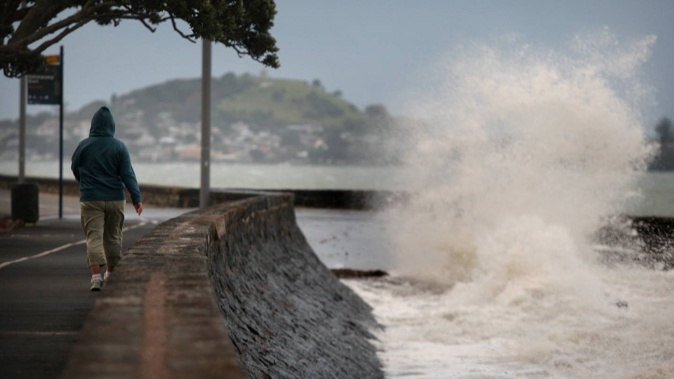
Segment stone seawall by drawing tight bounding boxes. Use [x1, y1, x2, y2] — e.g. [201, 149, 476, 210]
[62, 192, 383, 379]
[207, 194, 382, 378]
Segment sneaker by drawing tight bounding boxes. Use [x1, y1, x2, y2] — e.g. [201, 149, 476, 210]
[104, 271, 111, 281]
[90, 277, 103, 291]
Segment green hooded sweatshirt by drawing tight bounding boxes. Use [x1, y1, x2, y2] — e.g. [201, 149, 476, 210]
[71, 107, 141, 205]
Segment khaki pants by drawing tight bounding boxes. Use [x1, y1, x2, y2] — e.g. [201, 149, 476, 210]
[80, 201, 125, 268]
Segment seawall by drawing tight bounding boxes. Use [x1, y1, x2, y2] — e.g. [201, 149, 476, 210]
[61, 192, 383, 378]
[0, 174, 403, 210]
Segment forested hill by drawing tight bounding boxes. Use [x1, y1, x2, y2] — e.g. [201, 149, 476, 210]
[78, 72, 372, 132]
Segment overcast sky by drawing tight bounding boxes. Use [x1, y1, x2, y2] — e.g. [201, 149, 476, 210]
[1, 0, 673, 128]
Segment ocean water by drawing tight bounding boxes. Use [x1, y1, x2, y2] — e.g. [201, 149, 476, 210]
[346, 267, 674, 379]
[3, 30, 674, 379]
[343, 30, 674, 378]
[2, 161, 674, 215]
[0, 161, 409, 191]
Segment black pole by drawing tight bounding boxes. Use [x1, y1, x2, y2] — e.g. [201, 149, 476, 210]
[58, 45, 64, 219]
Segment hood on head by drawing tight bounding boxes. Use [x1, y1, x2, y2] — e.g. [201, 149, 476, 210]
[90, 106, 115, 137]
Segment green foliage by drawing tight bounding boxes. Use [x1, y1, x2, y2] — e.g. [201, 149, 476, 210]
[1, 0, 279, 77]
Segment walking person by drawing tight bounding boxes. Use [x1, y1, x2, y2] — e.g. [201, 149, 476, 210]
[71, 106, 143, 291]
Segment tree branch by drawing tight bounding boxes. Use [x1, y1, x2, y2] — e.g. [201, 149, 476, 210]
[1, 0, 28, 24]
[30, 18, 90, 57]
[2, 0, 280, 77]
[170, 14, 195, 43]
[8, 0, 118, 48]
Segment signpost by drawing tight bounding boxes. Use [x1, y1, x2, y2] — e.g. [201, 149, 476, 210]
[27, 54, 62, 105]
[21, 47, 65, 219]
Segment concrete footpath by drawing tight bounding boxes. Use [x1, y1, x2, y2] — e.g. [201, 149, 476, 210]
[0, 190, 391, 378]
[0, 191, 192, 379]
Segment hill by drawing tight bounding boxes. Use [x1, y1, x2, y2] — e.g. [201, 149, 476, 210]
[1, 73, 406, 165]
[106, 73, 367, 131]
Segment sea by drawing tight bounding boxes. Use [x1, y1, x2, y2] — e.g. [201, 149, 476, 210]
[2, 161, 674, 217]
[343, 31, 674, 379]
[5, 31, 674, 379]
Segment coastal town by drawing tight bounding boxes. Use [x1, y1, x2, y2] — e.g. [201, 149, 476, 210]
[1, 75, 403, 166]
[0, 109, 389, 165]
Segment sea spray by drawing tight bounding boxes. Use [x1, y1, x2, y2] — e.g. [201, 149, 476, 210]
[351, 30, 674, 378]
[387, 30, 654, 286]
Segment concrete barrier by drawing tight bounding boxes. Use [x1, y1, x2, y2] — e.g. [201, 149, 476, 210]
[62, 191, 383, 379]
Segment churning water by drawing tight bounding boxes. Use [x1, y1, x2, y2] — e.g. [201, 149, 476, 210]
[347, 31, 674, 378]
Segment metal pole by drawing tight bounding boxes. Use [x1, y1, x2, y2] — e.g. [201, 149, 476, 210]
[200, 39, 211, 208]
[58, 45, 64, 219]
[19, 75, 26, 184]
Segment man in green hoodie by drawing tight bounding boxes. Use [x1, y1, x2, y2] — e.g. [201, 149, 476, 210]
[71, 106, 143, 291]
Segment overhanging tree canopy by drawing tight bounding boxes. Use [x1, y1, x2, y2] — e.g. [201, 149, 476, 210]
[0, 0, 280, 77]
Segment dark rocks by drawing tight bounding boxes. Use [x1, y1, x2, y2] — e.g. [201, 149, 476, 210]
[630, 217, 674, 269]
[597, 216, 674, 270]
[331, 269, 389, 279]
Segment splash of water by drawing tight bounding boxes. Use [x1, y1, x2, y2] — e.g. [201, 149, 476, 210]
[388, 30, 655, 290]
[364, 30, 674, 378]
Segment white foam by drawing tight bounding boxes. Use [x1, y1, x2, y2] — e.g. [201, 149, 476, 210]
[363, 29, 674, 378]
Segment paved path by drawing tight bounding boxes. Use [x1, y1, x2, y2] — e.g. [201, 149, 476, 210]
[0, 190, 390, 378]
[0, 191, 193, 378]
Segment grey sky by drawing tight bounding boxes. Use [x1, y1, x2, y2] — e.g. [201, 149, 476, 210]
[1, 0, 673, 128]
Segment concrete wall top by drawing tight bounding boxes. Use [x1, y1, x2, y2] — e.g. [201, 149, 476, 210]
[62, 191, 383, 379]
